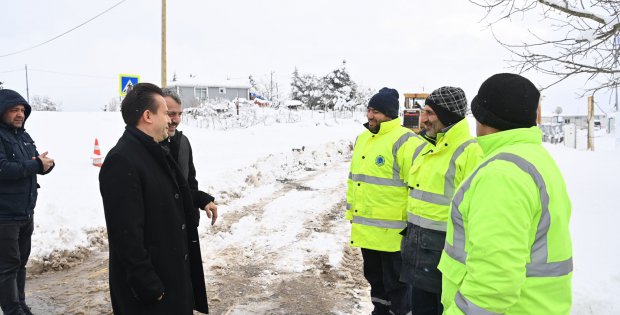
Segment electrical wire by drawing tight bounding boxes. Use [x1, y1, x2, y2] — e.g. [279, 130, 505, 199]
[0, 0, 128, 58]
[29, 68, 115, 80]
[0, 68, 23, 74]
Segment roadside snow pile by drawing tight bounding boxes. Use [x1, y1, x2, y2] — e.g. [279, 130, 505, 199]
[214, 140, 352, 204]
[22, 111, 363, 267]
[200, 141, 354, 274]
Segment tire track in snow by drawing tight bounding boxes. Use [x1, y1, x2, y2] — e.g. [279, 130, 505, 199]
[205, 161, 371, 314]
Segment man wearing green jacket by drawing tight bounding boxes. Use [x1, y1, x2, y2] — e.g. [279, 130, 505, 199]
[400, 87, 482, 315]
[439, 73, 573, 314]
[347, 87, 427, 315]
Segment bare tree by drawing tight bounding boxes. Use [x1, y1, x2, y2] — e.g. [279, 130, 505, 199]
[104, 98, 120, 112]
[472, 0, 620, 95]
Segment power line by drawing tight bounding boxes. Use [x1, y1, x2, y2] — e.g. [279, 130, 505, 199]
[0, 68, 23, 74]
[29, 68, 115, 80]
[0, 0, 128, 58]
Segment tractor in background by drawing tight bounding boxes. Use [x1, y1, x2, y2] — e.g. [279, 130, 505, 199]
[402, 93, 429, 133]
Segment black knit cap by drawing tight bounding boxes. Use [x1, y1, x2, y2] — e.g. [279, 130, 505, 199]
[425, 86, 468, 126]
[368, 87, 399, 119]
[471, 73, 540, 131]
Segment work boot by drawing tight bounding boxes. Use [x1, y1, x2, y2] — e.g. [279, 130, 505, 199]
[0, 302, 26, 315]
[20, 301, 33, 315]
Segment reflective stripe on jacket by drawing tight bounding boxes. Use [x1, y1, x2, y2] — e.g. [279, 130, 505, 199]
[346, 118, 427, 252]
[406, 119, 483, 231]
[439, 127, 573, 315]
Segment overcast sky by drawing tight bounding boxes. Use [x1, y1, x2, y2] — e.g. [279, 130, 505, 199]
[0, 0, 615, 113]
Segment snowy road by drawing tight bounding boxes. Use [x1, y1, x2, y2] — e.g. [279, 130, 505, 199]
[203, 161, 371, 314]
[25, 159, 374, 314]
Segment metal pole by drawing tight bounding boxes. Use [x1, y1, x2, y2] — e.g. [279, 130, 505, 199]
[587, 96, 594, 151]
[25, 64, 30, 103]
[270, 71, 274, 102]
[161, 0, 167, 88]
[608, 82, 620, 148]
[616, 83, 620, 112]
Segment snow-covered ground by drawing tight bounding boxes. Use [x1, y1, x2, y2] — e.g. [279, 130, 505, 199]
[22, 110, 620, 314]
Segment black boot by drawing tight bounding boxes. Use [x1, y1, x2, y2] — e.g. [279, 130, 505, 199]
[0, 302, 26, 315]
[20, 301, 33, 315]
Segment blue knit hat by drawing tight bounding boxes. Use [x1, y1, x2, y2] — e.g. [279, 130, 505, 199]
[368, 87, 399, 119]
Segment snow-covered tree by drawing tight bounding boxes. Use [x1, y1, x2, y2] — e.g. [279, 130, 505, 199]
[321, 60, 357, 110]
[350, 86, 375, 110]
[104, 98, 120, 112]
[31, 95, 60, 111]
[249, 73, 281, 105]
[471, 0, 620, 94]
[290, 67, 303, 102]
[289, 62, 364, 110]
[249, 75, 258, 95]
[290, 68, 322, 109]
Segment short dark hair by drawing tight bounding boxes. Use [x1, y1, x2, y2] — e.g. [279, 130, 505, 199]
[121, 83, 163, 126]
[162, 88, 182, 105]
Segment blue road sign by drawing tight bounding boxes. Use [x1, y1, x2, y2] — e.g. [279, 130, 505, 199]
[119, 74, 140, 96]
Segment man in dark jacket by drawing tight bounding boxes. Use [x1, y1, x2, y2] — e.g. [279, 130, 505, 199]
[161, 89, 217, 225]
[0, 89, 54, 315]
[99, 83, 209, 314]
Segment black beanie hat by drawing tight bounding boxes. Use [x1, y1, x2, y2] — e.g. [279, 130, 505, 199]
[424, 86, 468, 126]
[368, 87, 399, 119]
[471, 73, 540, 131]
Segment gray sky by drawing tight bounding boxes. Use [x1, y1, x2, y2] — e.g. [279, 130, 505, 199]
[0, 0, 614, 113]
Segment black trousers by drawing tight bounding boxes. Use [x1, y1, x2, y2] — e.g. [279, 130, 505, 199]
[0, 218, 33, 315]
[361, 248, 412, 315]
[411, 287, 442, 315]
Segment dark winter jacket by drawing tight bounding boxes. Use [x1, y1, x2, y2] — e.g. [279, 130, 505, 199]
[99, 126, 208, 314]
[0, 89, 53, 220]
[164, 130, 214, 210]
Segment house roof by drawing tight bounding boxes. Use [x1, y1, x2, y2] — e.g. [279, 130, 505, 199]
[541, 111, 607, 118]
[168, 78, 250, 89]
[285, 100, 303, 106]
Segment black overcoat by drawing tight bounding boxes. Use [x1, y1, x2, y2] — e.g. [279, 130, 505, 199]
[99, 126, 208, 314]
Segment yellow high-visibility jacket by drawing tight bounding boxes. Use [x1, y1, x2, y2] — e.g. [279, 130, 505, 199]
[439, 127, 573, 315]
[406, 118, 483, 230]
[346, 118, 427, 252]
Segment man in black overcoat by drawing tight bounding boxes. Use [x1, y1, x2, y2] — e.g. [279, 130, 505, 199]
[99, 83, 209, 314]
[161, 89, 217, 225]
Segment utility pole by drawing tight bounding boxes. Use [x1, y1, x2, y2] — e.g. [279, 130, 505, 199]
[161, 0, 167, 88]
[616, 84, 620, 112]
[607, 82, 620, 148]
[25, 64, 30, 103]
[587, 96, 595, 151]
[269, 71, 274, 103]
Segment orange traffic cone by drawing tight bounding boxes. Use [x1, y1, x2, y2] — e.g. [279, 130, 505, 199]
[92, 138, 103, 167]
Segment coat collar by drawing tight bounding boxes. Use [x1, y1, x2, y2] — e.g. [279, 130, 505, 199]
[476, 126, 542, 157]
[363, 117, 400, 135]
[125, 125, 176, 181]
[435, 118, 472, 147]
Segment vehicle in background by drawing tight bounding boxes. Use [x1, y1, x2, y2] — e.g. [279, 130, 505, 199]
[402, 93, 429, 133]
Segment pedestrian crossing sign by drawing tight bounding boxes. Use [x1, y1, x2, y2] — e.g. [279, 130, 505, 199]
[119, 74, 140, 96]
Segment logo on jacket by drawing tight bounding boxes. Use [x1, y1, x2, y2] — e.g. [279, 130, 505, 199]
[375, 155, 385, 166]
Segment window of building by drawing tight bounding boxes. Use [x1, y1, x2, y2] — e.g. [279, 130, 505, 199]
[195, 87, 207, 100]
